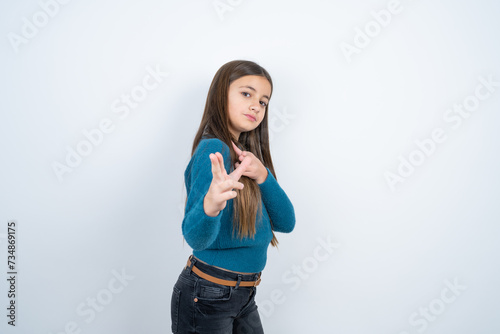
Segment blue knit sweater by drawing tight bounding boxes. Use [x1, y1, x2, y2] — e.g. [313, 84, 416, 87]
[182, 137, 295, 273]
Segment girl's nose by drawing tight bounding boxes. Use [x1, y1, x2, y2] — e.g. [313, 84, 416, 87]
[250, 102, 260, 112]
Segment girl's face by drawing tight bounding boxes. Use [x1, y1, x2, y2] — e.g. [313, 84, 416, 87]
[227, 75, 271, 140]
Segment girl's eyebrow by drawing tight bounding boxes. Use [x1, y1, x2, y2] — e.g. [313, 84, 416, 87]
[239, 85, 270, 100]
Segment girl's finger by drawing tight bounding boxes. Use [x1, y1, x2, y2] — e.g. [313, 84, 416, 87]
[231, 141, 242, 156]
[225, 179, 244, 191]
[210, 153, 224, 182]
[219, 178, 243, 190]
[215, 152, 228, 178]
[230, 156, 251, 181]
[220, 188, 239, 201]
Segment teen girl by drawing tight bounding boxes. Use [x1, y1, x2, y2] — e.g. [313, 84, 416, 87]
[170, 60, 296, 334]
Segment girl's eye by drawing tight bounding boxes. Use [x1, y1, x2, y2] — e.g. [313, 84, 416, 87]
[242, 91, 267, 107]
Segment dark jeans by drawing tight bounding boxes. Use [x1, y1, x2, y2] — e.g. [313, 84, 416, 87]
[171, 255, 265, 334]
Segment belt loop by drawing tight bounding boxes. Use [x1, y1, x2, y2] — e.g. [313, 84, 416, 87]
[253, 272, 261, 287]
[234, 274, 242, 290]
[186, 255, 196, 273]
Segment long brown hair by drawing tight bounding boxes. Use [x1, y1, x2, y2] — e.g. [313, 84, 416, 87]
[186, 59, 279, 247]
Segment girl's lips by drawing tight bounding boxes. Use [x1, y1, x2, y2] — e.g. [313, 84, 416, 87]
[244, 114, 256, 122]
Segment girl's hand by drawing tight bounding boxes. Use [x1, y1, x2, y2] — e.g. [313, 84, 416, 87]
[231, 141, 268, 184]
[203, 151, 251, 217]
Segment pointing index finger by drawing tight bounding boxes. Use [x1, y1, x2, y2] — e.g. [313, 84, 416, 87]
[229, 156, 251, 181]
[231, 141, 243, 156]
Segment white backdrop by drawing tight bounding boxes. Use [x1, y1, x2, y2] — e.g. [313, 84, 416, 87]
[1, 0, 499, 333]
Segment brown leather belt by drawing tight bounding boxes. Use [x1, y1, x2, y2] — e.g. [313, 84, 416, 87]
[185, 257, 262, 287]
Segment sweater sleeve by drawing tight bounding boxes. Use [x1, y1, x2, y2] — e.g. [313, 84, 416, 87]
[258, 167, 296, 233]
[182, 139, 231, 250]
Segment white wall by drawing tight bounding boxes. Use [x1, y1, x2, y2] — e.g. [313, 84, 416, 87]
[1, 0, 499, 333]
